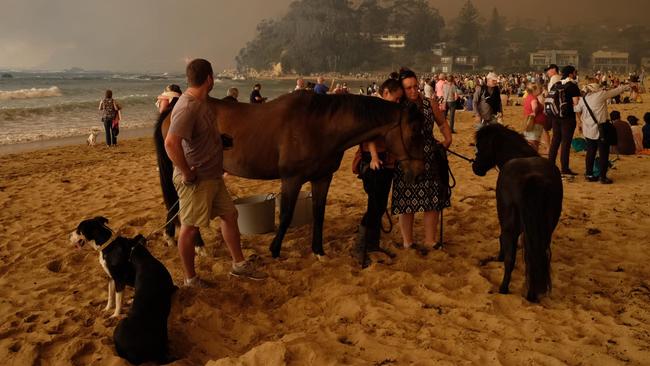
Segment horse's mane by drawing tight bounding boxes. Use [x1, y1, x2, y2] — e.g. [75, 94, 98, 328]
[284, 91, 402, 126]
[476, 124, 538, 157]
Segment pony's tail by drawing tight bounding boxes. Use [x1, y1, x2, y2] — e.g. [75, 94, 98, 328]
[520, 176, 552, 302]
[154, 108, 179, 240]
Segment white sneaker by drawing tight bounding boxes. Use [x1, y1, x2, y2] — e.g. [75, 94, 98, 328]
[229, 260, 268, 281]
[183, 277, 209, 288]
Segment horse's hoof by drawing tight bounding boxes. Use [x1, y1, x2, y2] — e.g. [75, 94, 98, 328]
[498, 287, 509, 295]
[315, 254, 327, 262]
[526, 292, 541, 303]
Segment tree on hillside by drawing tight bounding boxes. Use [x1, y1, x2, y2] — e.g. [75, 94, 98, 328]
[387, 0, 444, 52]
[482, 8, 507, 67]
[451, 0, 481, 53]
[358, 0, 388, 36]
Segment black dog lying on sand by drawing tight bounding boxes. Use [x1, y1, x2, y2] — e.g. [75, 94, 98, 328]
[113, 243, 176, 365]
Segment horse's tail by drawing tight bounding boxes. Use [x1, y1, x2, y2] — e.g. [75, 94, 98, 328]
[154, 108, 180, 241]
[520, 175, 552, 301]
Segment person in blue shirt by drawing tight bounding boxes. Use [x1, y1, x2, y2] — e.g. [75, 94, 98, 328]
[314, 76, 329, 95]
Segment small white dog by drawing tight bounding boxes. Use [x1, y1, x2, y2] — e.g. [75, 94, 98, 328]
[87, 130, 99, 146]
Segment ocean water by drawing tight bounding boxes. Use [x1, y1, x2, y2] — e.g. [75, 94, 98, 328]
[0, 72, 366, 146]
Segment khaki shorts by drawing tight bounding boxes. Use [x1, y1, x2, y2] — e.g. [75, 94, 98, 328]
[173, 173, 236, 227]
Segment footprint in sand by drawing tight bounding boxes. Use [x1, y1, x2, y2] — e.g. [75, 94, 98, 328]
[8, 342, 21, 353]
[46, 260, 62, 273]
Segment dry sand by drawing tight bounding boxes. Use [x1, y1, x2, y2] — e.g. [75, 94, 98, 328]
[1, 102, 649, 366]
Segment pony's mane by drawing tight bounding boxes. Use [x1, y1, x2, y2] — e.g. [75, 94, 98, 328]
[284, 91, 401, 126]
[476, 124, 538, 156]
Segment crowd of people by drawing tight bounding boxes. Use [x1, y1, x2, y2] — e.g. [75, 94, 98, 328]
[133, 57, 650, 284]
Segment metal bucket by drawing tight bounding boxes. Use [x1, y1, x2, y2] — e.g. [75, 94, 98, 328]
[276, 191, 313, 227]
[234, 194, 276, 234]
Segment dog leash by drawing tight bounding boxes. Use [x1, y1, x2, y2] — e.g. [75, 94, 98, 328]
[145, 200, 179, 240]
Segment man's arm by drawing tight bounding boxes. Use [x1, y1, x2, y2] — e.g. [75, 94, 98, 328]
[164, 132, 195, 183]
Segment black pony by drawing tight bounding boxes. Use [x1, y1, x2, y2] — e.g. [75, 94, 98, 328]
[472, 124, 563, 302]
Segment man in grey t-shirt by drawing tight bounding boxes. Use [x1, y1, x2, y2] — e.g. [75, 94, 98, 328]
[165, 58, 267, 286]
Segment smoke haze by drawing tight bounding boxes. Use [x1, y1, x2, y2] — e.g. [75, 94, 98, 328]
[1, 0, 647, 72]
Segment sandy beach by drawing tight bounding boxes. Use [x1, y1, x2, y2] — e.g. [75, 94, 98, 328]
[1, 102, 650, 365]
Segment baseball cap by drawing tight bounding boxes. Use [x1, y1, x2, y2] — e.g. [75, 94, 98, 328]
[544, 64, 559, 72]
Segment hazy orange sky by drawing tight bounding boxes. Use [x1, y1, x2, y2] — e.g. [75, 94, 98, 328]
[1, 0, 647, 72]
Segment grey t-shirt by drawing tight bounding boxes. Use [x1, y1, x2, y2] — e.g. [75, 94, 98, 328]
[169, 94, 223, 180]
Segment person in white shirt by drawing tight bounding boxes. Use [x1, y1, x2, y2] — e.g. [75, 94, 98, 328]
[424, 78, 434, 99]
[574, 78, 630, 184]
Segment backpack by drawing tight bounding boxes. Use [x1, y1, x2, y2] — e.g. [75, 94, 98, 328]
[544, 81, 571, 118]
[102, 98, 117, 120]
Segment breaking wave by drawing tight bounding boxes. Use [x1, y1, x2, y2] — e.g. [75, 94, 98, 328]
[0, 86, 63, 100]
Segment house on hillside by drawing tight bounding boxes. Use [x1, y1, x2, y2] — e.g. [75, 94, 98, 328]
[529, 50, 580, 69]
[431, 55, 479, 74]
[376, 34, 405, 49]
[592, 51, 629, 73]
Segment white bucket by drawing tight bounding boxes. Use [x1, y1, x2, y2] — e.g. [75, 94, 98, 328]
[276, 191, 313, 228]
[234, 194, 276, 235]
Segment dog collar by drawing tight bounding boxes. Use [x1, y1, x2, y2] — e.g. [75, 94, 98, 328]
[96, 232, 119, 252]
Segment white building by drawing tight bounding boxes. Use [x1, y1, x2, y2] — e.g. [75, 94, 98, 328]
[592, 51, 630, 73]
[376, 34, 405, 49]
[529, 50, 580, 69]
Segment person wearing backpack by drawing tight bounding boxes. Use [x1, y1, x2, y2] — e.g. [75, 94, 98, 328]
[472, 72, 503, 127]
[574, 78, 629, 184]
[546, 66, 581, 176]
[99, 89, 121, 147]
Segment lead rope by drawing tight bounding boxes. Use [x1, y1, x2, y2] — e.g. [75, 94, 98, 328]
[145, 200, 179, 240]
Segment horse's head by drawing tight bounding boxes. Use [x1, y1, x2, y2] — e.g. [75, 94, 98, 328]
[472, 125, 497, 176]
[385, 103, 425, 183]
[473, 124, 538, 176]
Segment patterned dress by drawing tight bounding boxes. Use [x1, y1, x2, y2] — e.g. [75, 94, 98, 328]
[392, 98, 450, 214]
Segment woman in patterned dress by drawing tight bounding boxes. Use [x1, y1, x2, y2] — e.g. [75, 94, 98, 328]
[392, 68, 453, 251]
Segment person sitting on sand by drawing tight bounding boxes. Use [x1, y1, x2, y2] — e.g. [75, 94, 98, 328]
[156, 84, 182, 113]
[643, 113, 650, 149]
[611, 111, 636, 155]
[627, 115, 643, 154]
[222, 87, 239, 102]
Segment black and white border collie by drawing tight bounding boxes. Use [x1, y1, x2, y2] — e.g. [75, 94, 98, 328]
[69, 216, 142, 318]
[114, 243, 176, 364]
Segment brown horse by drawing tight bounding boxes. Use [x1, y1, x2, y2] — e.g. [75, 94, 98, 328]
[155, 91, 425, 258]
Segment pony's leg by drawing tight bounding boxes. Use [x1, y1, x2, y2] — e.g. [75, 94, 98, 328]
[270, 178, 302, 258]
[310, 175, 333, 257]
[498, 228, 519, 294]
